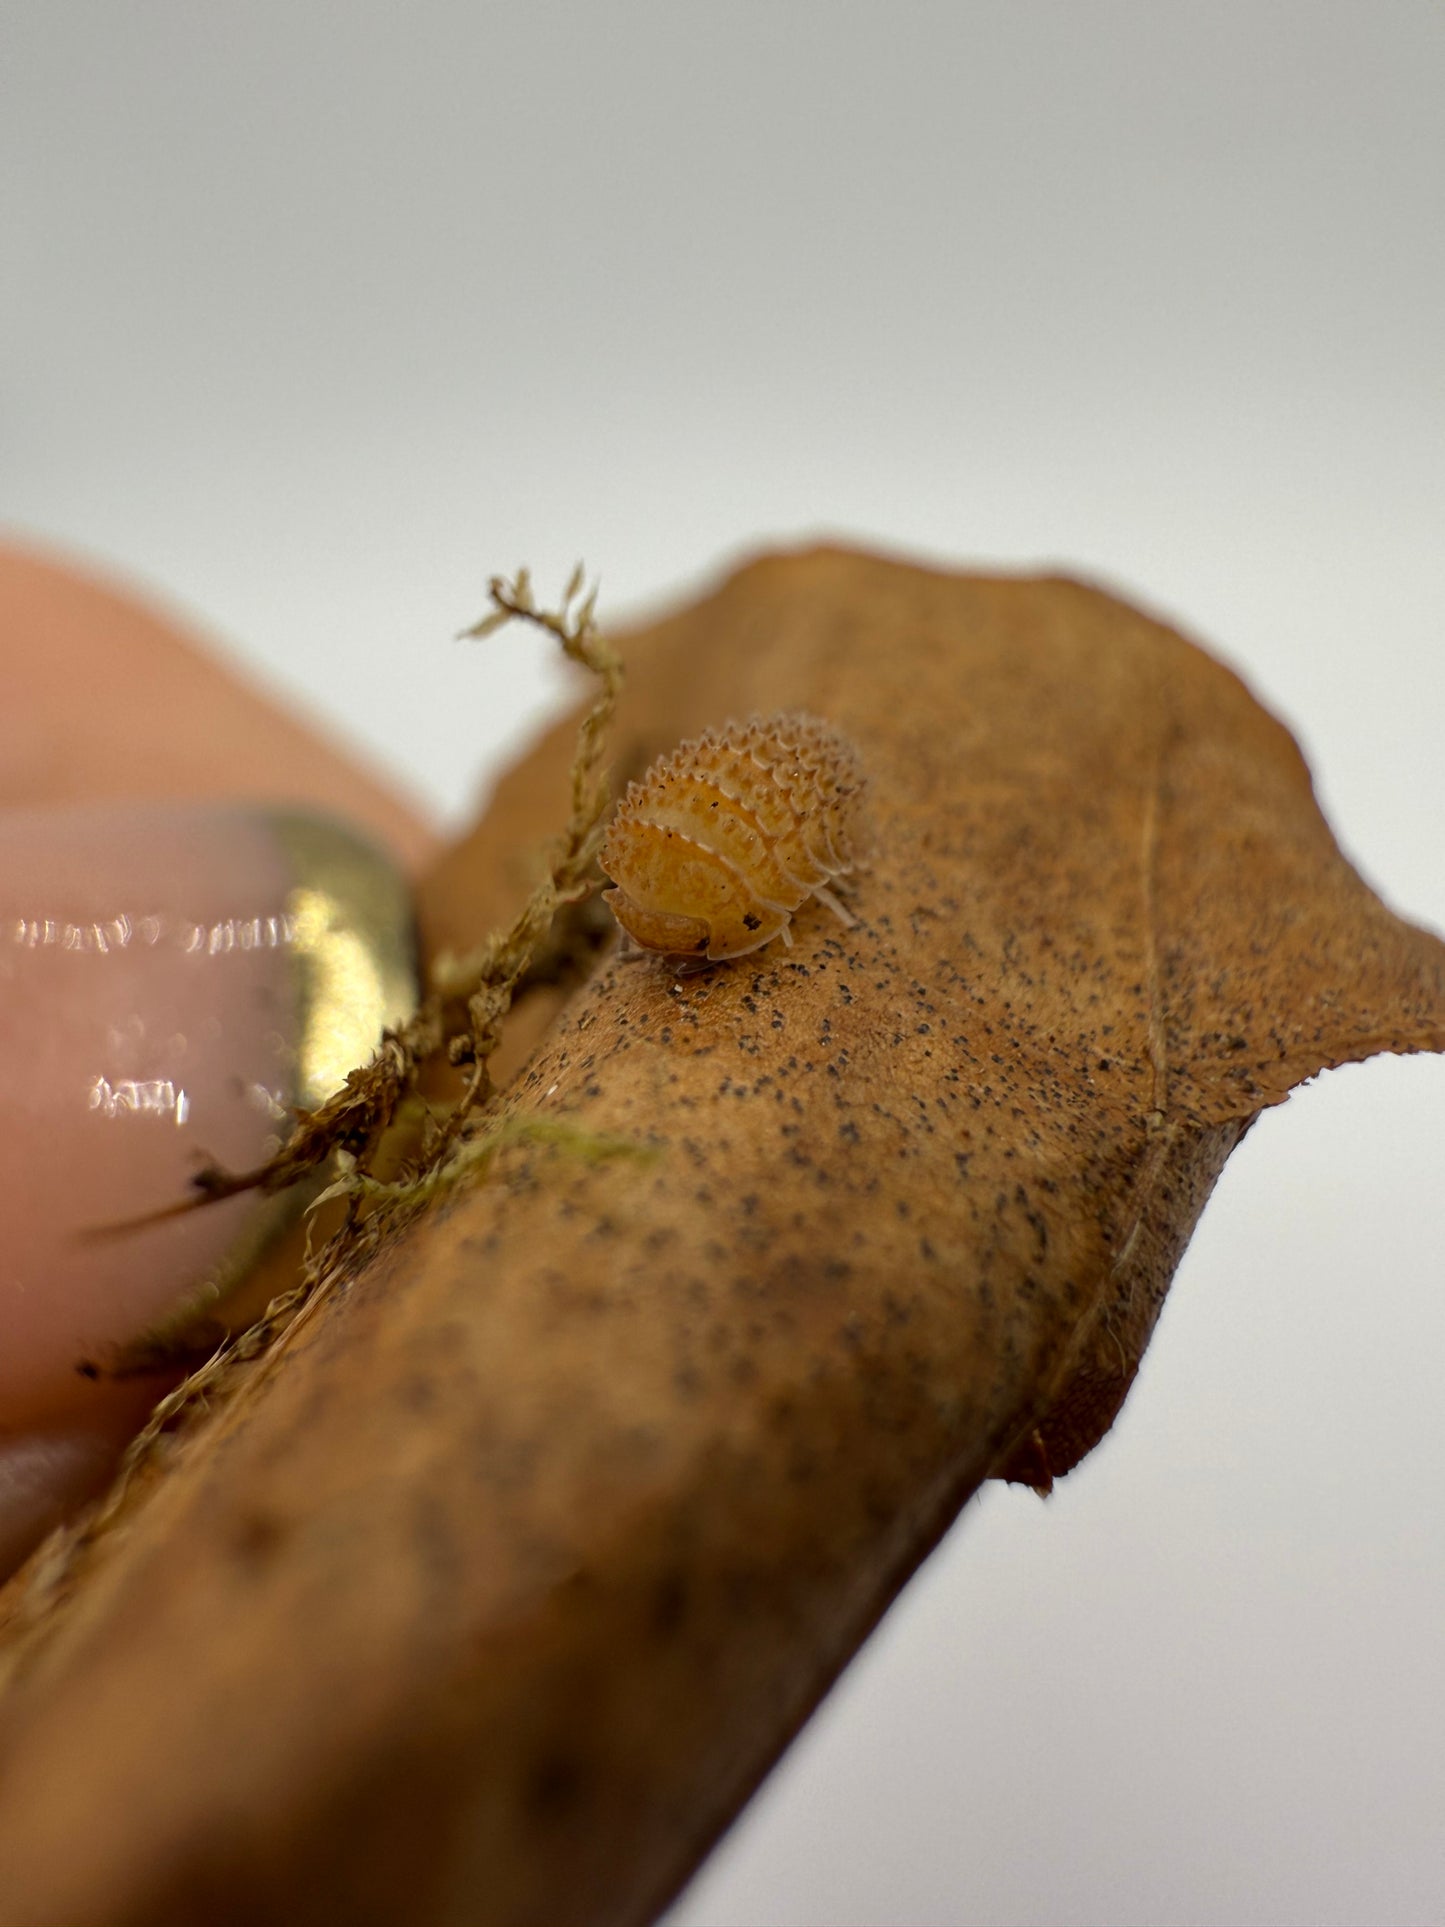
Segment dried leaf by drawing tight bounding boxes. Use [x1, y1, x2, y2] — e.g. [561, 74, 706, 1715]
[0, 546, 1440, 1927]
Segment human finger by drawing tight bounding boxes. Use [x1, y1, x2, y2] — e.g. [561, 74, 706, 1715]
[0, 545, 427, 1572]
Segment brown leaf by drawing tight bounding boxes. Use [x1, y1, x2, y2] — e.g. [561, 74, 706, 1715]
[0, 546, 1440, 1927]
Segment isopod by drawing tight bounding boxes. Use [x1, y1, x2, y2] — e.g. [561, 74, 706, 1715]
[599, 712, 866, 961]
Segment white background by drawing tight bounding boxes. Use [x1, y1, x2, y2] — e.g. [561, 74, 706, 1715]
[5, 7, 1443, 1923]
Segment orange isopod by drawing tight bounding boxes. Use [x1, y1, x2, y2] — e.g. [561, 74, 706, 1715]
[598, 712, 866, 961]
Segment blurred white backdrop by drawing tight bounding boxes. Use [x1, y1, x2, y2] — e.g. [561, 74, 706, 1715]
[5, 6, 1443, 1923]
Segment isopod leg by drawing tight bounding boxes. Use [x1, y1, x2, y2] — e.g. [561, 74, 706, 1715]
[811, 883, 857, 929]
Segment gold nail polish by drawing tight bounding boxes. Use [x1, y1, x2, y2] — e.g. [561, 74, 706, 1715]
[271, 811, 419, 1111]
[117, 813, 419, 1368]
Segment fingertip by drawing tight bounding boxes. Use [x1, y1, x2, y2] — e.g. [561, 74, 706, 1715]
[0, 800, 416, 1433]
[0, 537, 439, 874]
[0, 1377, 165, 1582]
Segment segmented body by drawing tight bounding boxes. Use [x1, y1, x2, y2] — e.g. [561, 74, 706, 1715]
[599, 712, 865, 961]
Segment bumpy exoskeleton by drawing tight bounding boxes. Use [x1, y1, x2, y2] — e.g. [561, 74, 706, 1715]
[599, 712, 866, 961]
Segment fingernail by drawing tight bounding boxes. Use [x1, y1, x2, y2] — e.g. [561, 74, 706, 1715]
[0, 804, 417, 1428]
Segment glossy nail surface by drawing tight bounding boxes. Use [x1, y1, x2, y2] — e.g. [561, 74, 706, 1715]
[0, 804, 415, 1427]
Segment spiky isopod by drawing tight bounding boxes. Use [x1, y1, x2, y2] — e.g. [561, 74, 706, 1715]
[598, 712, 866, 961]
